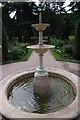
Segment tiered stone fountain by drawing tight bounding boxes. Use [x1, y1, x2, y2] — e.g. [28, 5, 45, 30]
[0, 12, 79, 119]
[28, 12, 53, 95]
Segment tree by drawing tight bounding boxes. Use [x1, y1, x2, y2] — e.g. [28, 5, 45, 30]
[39, 2, 65, 14]
[68, 2, 80, 14]
[2, 2, 18, 41]
[22, 30, 30, 43]
[2, 23, 8, 63]
[61, 15, 71, 40]
[68, 2, 80, 22]
[42, 8, 56, 36]
[2, 2, 38, 42]
[74, 19, 80, 60]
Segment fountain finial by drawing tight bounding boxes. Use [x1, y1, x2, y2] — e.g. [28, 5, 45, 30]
[39, 12, 42, 23]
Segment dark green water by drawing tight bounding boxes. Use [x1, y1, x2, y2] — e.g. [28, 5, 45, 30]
[8, 76, 76, 114]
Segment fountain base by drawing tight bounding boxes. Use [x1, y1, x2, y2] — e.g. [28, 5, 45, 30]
[0, 69, 79, 119]
[33, 68, 50, 95]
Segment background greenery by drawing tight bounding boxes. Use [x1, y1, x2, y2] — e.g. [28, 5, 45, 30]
[2, 2, 80, 63]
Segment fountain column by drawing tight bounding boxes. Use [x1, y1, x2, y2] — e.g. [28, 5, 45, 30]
[38, 28, 44, 70]
[39, 54, 43, 69]
[39, 31, 43, 45]
[33, 13, 50, 95]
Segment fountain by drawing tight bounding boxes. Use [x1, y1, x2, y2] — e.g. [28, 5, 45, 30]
[0, 12, 79, 119]
[28, 12, 53, 95]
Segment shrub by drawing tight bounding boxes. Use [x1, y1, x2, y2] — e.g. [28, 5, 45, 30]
[68, 36, 75, 45]
[51, 38, 65, 48]
[18, 43, 28, 53]
[9, 48, 25, 60]
[8, 43, 29, 61]
[63, 45, 73, 55]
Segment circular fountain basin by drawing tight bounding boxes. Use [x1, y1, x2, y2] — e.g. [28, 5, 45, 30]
[0, 68, 79, 119]
[27, 45, 54, 54]
[31, 23, 50, 31]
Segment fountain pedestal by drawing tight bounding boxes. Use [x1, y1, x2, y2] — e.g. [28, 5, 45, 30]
[34, 51, 49, 95]
[33, 69, 49, 95]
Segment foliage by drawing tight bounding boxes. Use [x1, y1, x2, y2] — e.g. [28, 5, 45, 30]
[18, 43, 28, 52]
[5, 49, 32, 64]
[74, 19, 80, 60]
[61, 16, 72, 40]
[42, 8, 57, 36]
[22, 30, 30, 43]
[8, 48, 23, 60]
[2, 2, 80, 43]
[20, 49, 32, 61]
[68, 2, 80, 14]
[68, 36, 75, 44]
[63, 45, 73, 57]
[2, 2, 80, 63]
[8, 43, 28, 60]
[50, 36, 75, 60]
[2, 2, 38, 42]
[51, 38, 65, 48]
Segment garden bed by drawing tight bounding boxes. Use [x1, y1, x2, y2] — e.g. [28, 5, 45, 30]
[3, 43, 32, 64]
[50, 36, 80, 63]
[50, 48, 80, 63]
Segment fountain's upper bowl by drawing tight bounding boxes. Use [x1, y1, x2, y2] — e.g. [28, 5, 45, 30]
[27, 44, 54, 54]
[31, 23, 50, 31]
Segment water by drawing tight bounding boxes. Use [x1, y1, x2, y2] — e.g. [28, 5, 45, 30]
[8, 76, 76, 114]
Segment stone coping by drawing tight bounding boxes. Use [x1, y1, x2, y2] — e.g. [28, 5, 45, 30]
[0, 68, 80, 119]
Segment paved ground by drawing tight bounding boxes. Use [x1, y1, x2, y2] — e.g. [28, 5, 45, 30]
[0, 50, 80, 119]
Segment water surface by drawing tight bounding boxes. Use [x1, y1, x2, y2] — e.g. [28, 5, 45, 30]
[8, 76, 76, 114]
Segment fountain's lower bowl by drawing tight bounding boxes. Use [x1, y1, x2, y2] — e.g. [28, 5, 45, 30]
[0, 68, 79, 119]
[27, 45, 54, 54]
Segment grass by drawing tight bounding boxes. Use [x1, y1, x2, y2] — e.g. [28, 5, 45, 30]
[3, 49, 32, 64]
[50, 48, 80, 63]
